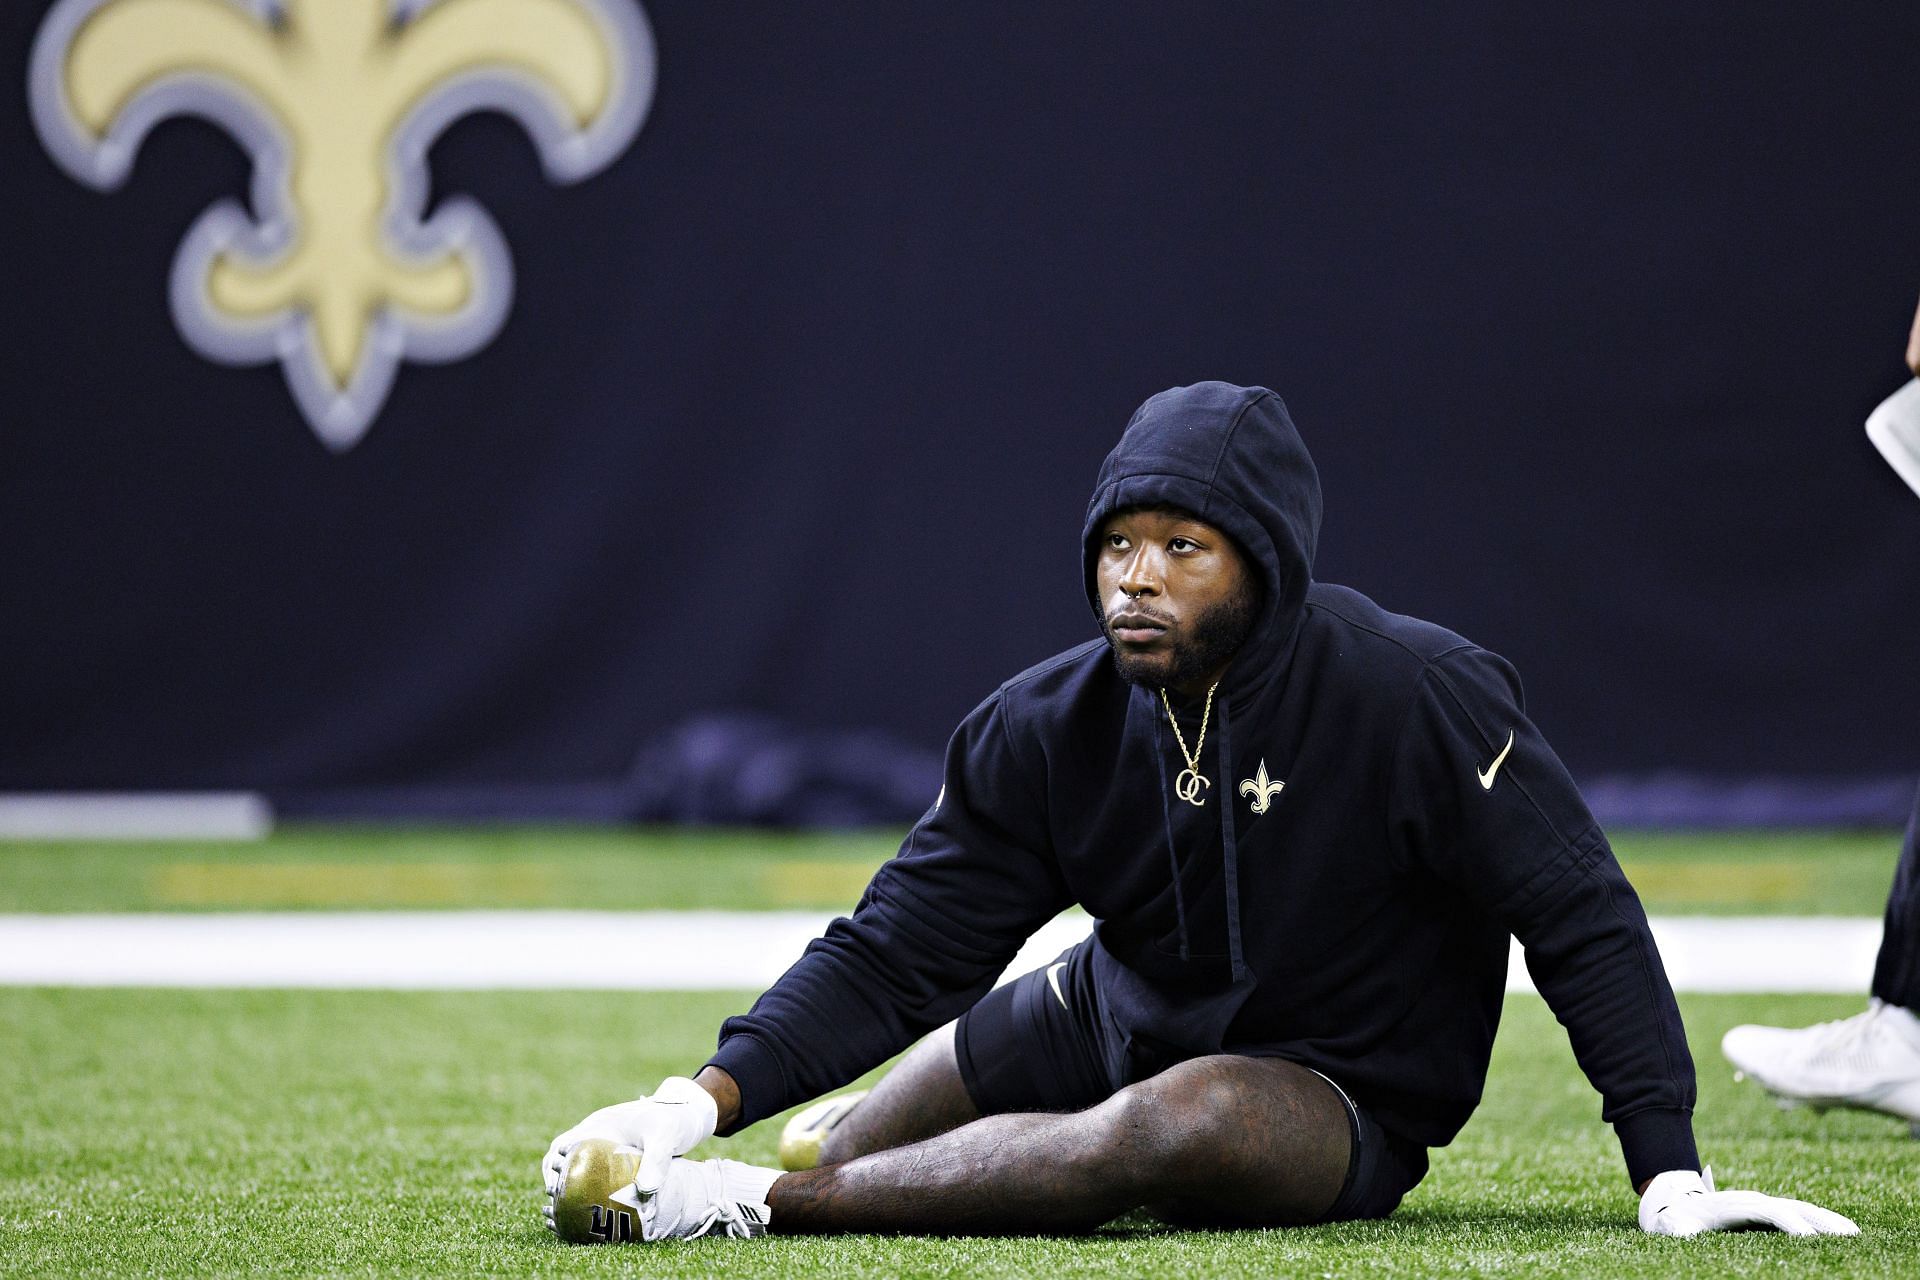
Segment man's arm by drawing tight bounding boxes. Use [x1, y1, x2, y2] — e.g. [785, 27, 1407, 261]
[1387, 647, 1853, 1234]
[692, 1065, 741, 1133]
[1388, 647, 1696, 1184]
[704, 690, 1071, 1131]
[545, 690, 1069, 1191]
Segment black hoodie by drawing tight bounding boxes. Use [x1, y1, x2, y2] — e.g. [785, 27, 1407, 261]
[709, 382, 1698, 1185]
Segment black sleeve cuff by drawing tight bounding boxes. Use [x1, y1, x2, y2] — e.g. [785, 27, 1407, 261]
[1614, 1107, 1699, 1187]
[704, 1033, 791, 1134]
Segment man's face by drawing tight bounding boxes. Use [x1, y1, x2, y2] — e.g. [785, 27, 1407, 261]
[1097, 506, 1257, 696]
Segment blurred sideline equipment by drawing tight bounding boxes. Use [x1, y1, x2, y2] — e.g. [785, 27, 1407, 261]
[0, 792, 270, 840]
[1866, 378, 1920, 498]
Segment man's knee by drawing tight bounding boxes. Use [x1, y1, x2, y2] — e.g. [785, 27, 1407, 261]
[1083, 1056, 1352, 1220]
[1095, 1057, 1272, 1164]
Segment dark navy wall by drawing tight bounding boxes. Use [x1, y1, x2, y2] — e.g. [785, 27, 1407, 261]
[3, 2, 1918, 823]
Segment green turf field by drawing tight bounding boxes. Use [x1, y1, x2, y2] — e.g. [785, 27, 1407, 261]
[0, 826, 1913, 1276]
[0, 989, 1913, 1278]
[0, 826, 1903, 915]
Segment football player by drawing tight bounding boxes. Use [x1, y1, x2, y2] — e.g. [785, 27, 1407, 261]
[1721, 294, 1920, 1130]
[546, 382, 1857, 1242]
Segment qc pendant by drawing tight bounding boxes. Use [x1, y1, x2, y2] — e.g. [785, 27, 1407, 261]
[1175, 769, 1211, 806]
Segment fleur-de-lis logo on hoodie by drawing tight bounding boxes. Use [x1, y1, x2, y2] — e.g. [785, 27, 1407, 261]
[1238, 759, 1285, 815]
[29, 0, 654, 450]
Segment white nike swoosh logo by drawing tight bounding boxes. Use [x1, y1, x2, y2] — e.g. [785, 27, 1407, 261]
[1045, 962, 1068, 1009]
[1478, 729, 1515, 791]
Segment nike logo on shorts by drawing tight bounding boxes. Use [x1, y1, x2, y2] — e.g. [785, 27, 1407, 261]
[1045, 962, 1069, 1009]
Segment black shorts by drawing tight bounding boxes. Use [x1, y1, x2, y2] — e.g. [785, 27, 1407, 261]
[953, 942, 1429, 1224]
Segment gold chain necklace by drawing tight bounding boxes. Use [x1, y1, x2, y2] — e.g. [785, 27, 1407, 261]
[1158, 683, 1217, 807]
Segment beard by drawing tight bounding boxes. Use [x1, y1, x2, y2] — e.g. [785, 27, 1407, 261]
[1105, 580, 1259, 693]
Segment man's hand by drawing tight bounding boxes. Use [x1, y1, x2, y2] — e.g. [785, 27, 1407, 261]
[541, 1076, 719, 1202]
[1638, 1168, 1859, 1237]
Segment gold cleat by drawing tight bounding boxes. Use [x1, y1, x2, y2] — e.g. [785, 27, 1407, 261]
[777, 1091, 869, 1171]
[550, 1138, 644, 1244]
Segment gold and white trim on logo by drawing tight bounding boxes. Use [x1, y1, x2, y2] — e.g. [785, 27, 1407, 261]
[29, 0, 655, 450]
[1238, 759, 1284, 814]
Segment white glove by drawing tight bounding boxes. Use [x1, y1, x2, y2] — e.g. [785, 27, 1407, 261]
[1638, 1167, 1859, 1237]
[541, 1076, 719, 1199]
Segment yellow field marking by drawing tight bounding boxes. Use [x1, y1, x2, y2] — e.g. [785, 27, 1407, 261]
[1618, 861, 1813, 906]
[152, 862, 557, 908]
[759, 860, 876, 907]
[149, 856, 1803, 910]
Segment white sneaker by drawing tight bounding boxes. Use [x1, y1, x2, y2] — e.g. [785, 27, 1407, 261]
[778, 1090, 869, 1171]
[635, 1156, 783, 1241]
[1722, 999, 1920, 1133]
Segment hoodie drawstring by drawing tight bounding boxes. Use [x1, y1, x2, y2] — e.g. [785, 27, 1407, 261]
[1216, 698, 1248, 983]
[1150, 683, 1246, 978]
[1148, 692, 1193, 962]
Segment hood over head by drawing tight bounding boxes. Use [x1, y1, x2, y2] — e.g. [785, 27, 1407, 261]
[1082, 382, 1322, 705]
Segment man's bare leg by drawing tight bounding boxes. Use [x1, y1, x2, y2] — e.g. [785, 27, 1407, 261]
[772, 1055, 1351, 1233]
[818, 1022, 980, 1165]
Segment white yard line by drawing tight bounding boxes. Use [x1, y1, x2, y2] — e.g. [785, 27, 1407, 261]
[1627, 917, 1885, 995]
[0, 912, 1884, 993]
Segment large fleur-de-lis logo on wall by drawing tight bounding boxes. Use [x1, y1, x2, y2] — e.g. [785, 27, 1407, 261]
[29, 0, 654, 450]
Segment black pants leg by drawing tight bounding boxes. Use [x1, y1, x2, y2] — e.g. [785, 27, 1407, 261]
[1870, 781, 1920, 1009]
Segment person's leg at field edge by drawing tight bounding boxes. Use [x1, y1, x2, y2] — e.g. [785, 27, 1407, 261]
[1871, 296, 1920, 1009]
[1723, 298, 1920, 1117]
[771, 1051, 1352, 1233]
[1869, 782, 1920, 1010]
[1722, 783, 1920, 1126]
